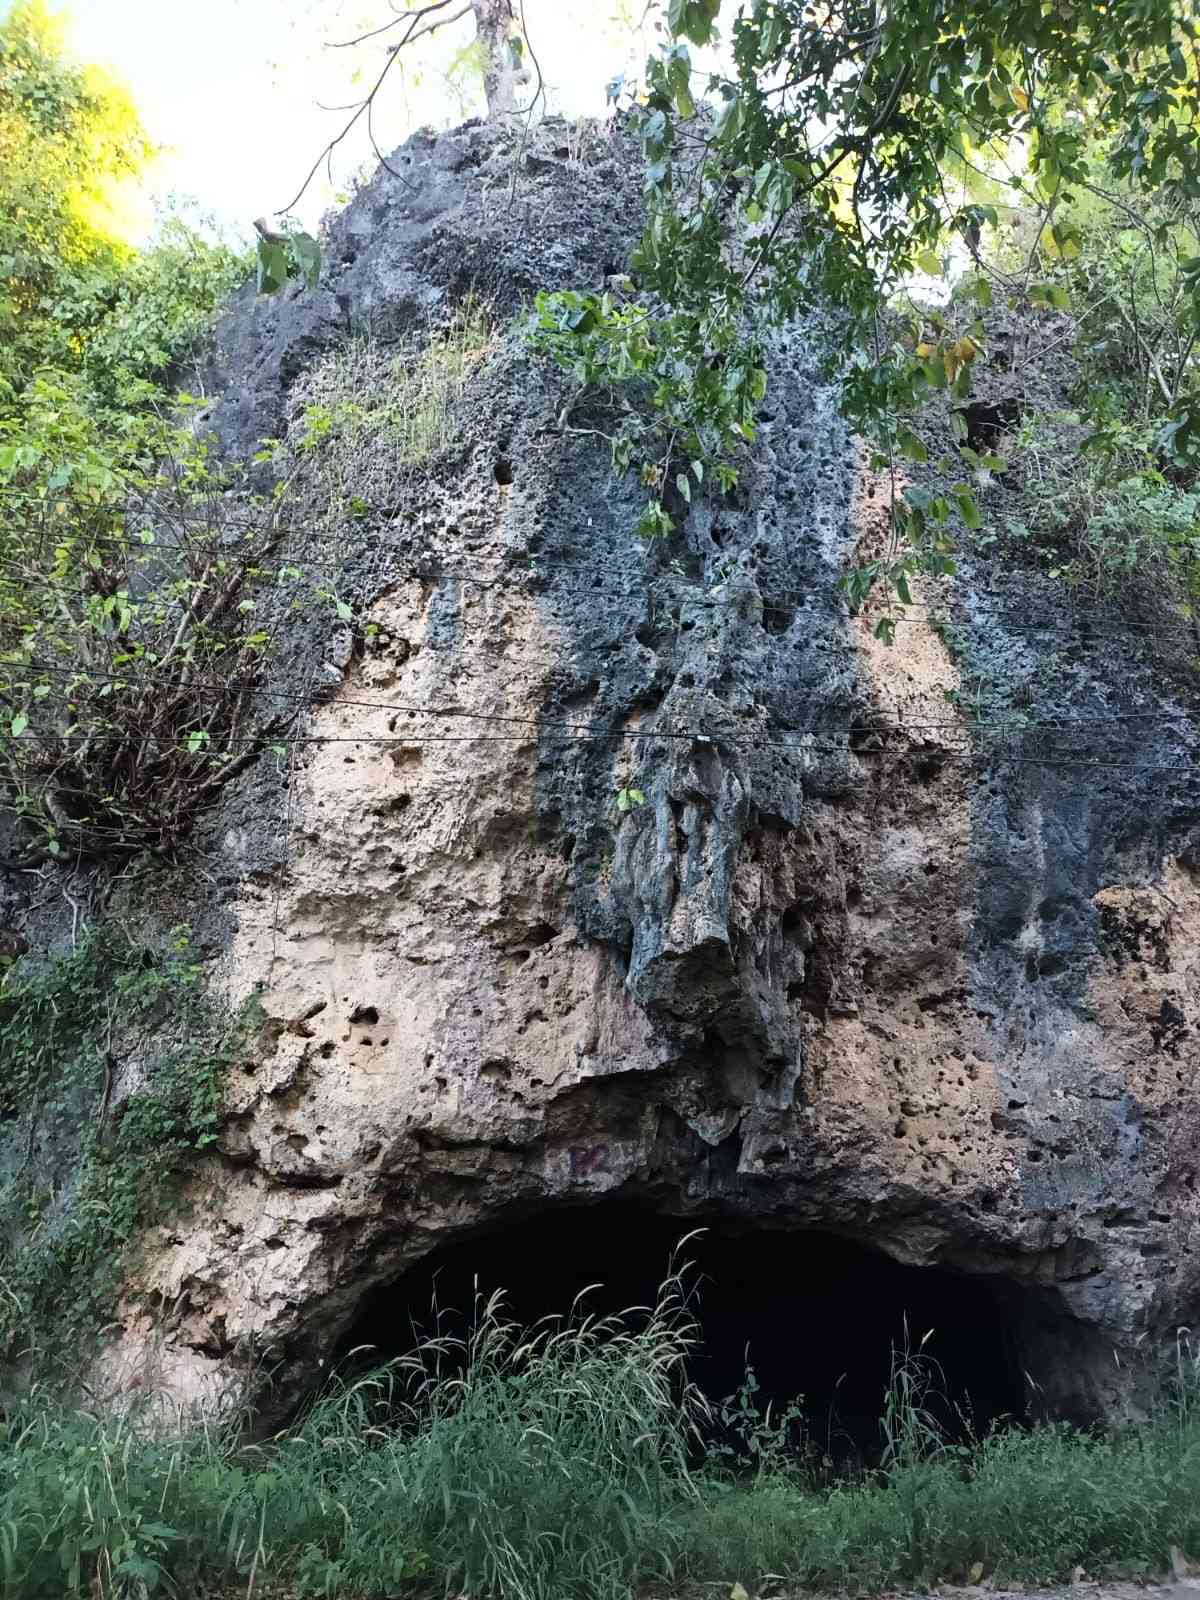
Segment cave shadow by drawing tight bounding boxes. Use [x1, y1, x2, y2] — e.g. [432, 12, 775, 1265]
[334, 1205, 1034, 1465]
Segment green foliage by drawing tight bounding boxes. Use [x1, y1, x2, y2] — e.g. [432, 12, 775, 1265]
[1, 1301, 1200, 1599]
[0, 2, 243, 408]
[255, 226, 321, 297]
[884, 152, 1200, 615]
[0, 0, 146, 389]
[526, 286, 750, 539]
[0, 0, 261, 862]
[259, 297, 493, 533]
[0, 926, 248, 1360]
[682, 1377, 1200, 1593]
[998, 410, 1200, 604]
[707, 1363, 810, 1477]
[1063, 182, 1200, 456]
[84, 215, 249, 405]
[0, 1286, 697, 1599]
[0, 471, 314, 862]
[530, 0, 1200, 600]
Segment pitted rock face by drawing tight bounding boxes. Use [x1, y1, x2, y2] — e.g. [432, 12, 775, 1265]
[107, 118, 1200, 1421]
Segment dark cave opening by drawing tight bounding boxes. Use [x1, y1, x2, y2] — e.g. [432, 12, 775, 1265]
[335, 1206, 1033, 1461]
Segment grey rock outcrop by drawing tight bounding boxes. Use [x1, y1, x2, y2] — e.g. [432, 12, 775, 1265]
[98, 117, 1200, 1422]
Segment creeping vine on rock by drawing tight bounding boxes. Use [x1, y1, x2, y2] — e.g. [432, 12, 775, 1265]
[0, 924, 256, 1365]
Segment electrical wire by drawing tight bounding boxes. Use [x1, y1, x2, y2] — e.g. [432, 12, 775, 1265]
[4, 659, 1196, 743]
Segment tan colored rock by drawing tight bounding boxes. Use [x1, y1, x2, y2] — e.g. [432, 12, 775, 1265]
[100, 120, 1200, 1423]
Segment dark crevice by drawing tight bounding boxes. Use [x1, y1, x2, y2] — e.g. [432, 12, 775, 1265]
[954, 396, 1024, 450]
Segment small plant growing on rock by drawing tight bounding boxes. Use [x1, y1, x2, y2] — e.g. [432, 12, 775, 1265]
[0, 923, 254, 1362]
[267, 295, 494, 541]
[0, 474, 312, 863]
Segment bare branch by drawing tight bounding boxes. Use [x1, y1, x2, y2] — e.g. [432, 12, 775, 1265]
[330, 0, 464, 50]
[281, 0, 475, 214]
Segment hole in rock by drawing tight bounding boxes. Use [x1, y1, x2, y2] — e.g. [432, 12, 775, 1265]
[494, 458, 514, 486]
[335, 1206, 1032, 1462]
[954, 396, 1024, 450]
[761, 601, 795, 635]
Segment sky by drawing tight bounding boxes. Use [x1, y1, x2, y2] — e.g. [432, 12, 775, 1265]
[54, 0, 667, 242]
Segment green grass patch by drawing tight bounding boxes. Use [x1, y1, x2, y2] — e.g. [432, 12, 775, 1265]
[0, 1288, 1198, 1599]
[266, 295, 494, 530]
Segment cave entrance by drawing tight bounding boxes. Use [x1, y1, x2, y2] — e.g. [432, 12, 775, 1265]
[337, 1205, 1030, 1461]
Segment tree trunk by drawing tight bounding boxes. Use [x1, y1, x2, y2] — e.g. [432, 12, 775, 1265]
[471, 0, 529, 117]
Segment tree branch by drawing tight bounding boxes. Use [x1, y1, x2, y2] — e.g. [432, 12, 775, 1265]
[280, 0, 473, 214]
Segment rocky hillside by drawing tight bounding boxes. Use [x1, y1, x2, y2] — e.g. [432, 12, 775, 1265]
[13, 116, 1200, 1424]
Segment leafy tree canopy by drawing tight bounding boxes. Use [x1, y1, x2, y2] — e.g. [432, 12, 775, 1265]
[0, 0, 149, 388]
[530, 0, 1200, 591]
[0, 0, 245, 485]
[0, 3, 267, 865]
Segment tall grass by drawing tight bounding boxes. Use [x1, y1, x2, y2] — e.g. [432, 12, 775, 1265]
[681, 1338, 1200, 1594]
[1, 1292, 1198, 1599]
[0, 1279, 700, 1600]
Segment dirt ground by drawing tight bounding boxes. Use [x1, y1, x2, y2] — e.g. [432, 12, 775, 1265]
[892, 1586, 1197, 1600]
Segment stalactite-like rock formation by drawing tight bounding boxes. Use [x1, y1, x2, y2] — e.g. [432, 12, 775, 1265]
[95, 119, 1200, 1424]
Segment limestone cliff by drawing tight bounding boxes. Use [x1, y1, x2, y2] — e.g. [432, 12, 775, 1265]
[83, 118, 1200, 1421]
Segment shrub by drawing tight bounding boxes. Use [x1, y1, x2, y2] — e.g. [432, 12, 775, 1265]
[267, 295, 493, 532]
[0, 471, 314, 862]
[998, 411, 1200, 609]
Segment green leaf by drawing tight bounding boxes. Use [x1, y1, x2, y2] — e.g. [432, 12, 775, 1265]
[1030, 281, 1070, 312]
[897, 428, 928, 463]
[1049, 223, 1081, 260]
[954, 488, 982, 530]
[916, 249, 942, 276]
[9, 713, 27, 737]
[715, 94, 742, 144]
[290, 231, 322, 290]
[666, 47, 695, 119]
[255, 239, 289, 296]
[668, 0, 720, 46]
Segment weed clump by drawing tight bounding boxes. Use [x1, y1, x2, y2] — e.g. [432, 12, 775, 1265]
[2, 1287, 1200, 1600]
[270, 296, 494, 531]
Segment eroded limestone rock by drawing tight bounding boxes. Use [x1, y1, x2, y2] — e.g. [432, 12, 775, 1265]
[100, 118, 1200, 1422]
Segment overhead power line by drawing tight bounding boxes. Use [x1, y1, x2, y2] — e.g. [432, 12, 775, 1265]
[9, 728, 1200, 781]
[1, 549, 1194, 647]
[5, 660, 1197, 745]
